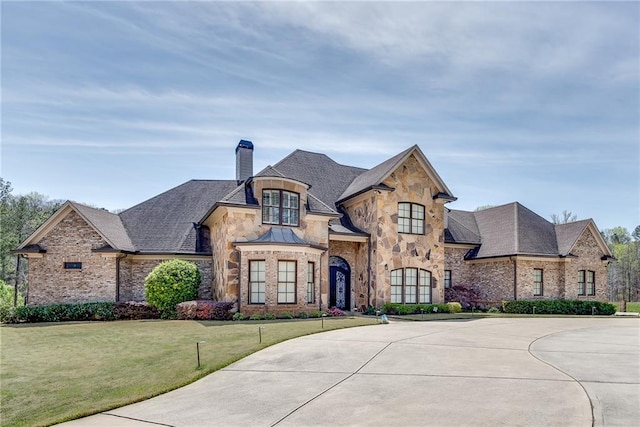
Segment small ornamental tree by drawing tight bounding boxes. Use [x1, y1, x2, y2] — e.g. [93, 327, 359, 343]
[144, 260, 201, 316]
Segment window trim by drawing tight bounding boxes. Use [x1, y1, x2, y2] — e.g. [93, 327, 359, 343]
[586, 270, 595, 296]
[249, 260, 266, 305]
[533, 268, 544, 296]
[444, 270, 452, 288]
[64, 262, 82, 270]
[578, 270, 586, 296]
[390, 268, 432, 304]
[397, 202, 425, 235]
[277, 260, 297, 304]
[262, 189, 300, 226]
[307, 261, 315, 304]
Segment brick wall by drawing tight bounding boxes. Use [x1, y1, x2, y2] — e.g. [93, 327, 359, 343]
[27, 210, 117, 305]
[563, 228, 609, 301]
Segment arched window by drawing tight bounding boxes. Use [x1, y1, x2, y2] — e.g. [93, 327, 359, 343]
[390, 268, 431, 304]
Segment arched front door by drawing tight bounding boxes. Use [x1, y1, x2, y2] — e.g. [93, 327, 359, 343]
[329, 256, 350, 310]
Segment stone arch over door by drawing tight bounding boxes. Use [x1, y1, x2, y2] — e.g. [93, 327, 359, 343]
[329, 256, 351, 310]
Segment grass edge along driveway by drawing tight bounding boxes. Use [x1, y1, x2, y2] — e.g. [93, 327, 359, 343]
[1, 317, 378, 427]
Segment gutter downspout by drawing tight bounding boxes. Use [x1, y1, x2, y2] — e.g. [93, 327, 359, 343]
[512, 256, 518, 300]
[115, 253, 128, 302]
[367, 236, 372, 307]
[237, 250, 242, 314]
[319, 251, 323, 311]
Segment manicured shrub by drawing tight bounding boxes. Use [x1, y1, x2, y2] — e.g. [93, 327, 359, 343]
[447, 302, 462, 313]
[444, 285, 485, 309]
[11, 302, 117, 323]
[362, 305, 377, 315]
[326, 308, 345, 317]
[502, 300, 616, 315]
[249, 313, 263, 320]
[232, 312, 246, 321]
[264, 313, 276, 320]
[382, 303, 451, 315]
[278, 312, 294, 319]
[114, 301, 161, 320]
[309, 310, 324, 318]
[144, 260, 201, 316]
[297, 311, 309, 319]
[176, 300, 234, 320]
[487, 306, 501, 313]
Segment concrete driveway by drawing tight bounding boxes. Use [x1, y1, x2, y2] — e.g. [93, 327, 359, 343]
[60, 317, 639, 427]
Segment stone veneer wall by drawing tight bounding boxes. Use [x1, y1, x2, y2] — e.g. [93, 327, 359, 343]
[344, 154, 445, 306]
[238, 249, 323, 316]
[563, 228, 608, 301]
[329, 240, 369, 309]
[26, 210, 117, 305]
[118, 257, 213, 302]
[206, 177, 332, 309]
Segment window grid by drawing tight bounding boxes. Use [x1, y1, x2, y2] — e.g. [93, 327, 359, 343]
[263, 190, 299, 226]
[586, 271, 595, 296]
[307, 262, 315, 304]
[533, 269, 543, 296]
[578, 270, 586, 295]
[397, 202, 425, 235]
[249, 260, 265, 304]
[390, 268, 432, 304]
[444, 270, 452, 288]
[278, 261, 296, 304]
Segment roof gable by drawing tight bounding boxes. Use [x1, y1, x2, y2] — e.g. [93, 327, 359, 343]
[17, 201, 135, 252]
[337, 145, 455, 203]
[555, 219, 612, 257]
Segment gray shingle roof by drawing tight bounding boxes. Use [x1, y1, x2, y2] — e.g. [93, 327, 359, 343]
[72, 202, 136, 252]
[248, 227, 309, 245]
[119, 180, 238, 252]
[270, 150, 366, 209]
[447, 202, 582, 259]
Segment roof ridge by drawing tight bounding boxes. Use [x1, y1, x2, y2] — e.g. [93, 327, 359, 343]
[449, 212, 481, 240]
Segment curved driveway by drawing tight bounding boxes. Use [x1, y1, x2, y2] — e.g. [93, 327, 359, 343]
[62, 317, 639, 427]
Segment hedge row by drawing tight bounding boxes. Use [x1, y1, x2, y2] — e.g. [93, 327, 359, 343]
[176, 300, 234, 320]
[502, 300, 616, 315]
[5, 301, 161, 323]
[382, 303, 453, 315]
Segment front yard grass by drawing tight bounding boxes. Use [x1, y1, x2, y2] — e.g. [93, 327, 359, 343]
[612, 301, 640, 312]
[1, 317, 377, 427]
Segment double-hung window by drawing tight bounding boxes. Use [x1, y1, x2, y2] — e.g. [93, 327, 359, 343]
[263, 190, 299, 226]
[444, 270, 452, 288]
[307, 262, 315, 304]
[249, 261, 265, 304]
[578, 270, 586, 295]
[533, 269, 543, 296]
[277, 261, 296, 303]
[586, 270, 595, 296]
[398, 203, 425, 234]
[390, 268, 432, 304]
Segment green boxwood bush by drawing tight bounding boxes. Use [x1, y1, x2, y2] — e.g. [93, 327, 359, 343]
[249, 313, 263, 320]
[11, 302, 118, 323]
[278, 312, 294, 319]
[446, 302, 462, 313]
[232, 312, 246, 321]
[144, 260, 201, 316]
[297, 311, 309, 319]
[382, 303, 451, 315]
[502, 299, 616, 315]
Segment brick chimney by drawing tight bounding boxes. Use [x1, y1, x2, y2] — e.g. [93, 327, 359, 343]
[235, 140, 254, 183]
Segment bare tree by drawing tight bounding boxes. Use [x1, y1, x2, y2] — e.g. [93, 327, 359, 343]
[551, 210, 578, 224]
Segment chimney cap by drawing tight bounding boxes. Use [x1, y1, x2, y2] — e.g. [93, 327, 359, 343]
[236, 140, 254, 152]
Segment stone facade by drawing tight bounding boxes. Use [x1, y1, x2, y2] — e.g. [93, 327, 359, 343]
[25, 211, 117, 305]
[344, 154, 446, 306]
[328, 240, 369, 309]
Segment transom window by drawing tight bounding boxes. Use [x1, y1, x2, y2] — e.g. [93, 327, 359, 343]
[263, 190, 299, 226]
[533, 269, 544, 296]
[307, 262, 315, 304]
[398, 202, 425, 234]
[249, 260, 265, 304]
[390, 268, 432, 304]
[579, 270, 595, 296]
[278, 261, 296, 303]
[64, 262, 82, 270]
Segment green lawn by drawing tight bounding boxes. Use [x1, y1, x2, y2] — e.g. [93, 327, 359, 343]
[612, 301, 640, 312]
[1, 317, 378, 427]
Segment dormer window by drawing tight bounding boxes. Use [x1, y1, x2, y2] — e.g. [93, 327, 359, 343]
[262, 190, 299, 226]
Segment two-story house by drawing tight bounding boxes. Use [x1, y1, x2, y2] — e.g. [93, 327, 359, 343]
[14, 141, 612, 313]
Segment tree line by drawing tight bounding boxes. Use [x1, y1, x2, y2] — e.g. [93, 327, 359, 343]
[1, 180, 638, 305]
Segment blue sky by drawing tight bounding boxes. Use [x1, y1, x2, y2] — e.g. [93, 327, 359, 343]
[2, 1, 638, 232]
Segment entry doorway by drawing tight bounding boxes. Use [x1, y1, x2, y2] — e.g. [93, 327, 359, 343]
[329, 256, 351, 310]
